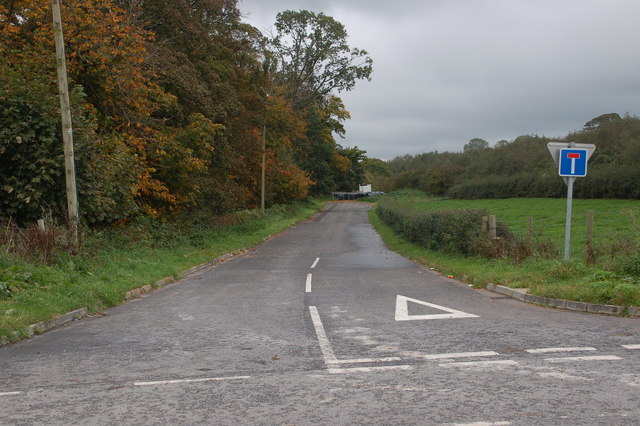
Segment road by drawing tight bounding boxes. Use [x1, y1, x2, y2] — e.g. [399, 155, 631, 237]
[1, 202, 639, 425]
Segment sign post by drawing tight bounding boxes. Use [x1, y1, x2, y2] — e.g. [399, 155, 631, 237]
[547, 142, 595, 261]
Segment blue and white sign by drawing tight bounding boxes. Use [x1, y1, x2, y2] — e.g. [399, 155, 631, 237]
[558, 148, 588, 177]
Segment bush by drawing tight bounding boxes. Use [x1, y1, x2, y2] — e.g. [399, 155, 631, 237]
[377, 196, 557, 262]
[377, 197, 486, 255]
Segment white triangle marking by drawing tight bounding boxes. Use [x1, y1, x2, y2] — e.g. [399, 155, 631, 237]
[395, 295, 479, 321]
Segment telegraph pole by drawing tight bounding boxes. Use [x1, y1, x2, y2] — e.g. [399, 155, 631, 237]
[52, 0, 79, 244]
[261, 122, 266, 211]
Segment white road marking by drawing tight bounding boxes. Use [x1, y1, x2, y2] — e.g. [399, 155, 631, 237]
[305, 273, 312, 293]
[134, 376, 250, 387]
[328, 365, 413, 374]
[622, 344, 640, 350]
[453, 422, 511, 426]
[544, 355, 621, 363]
[526, 347, 597, 354]
[420, 351, 499, 360]
[308, 306, 338, 363]
[534, 370, 593, 381]
[327, 357, 402, 365]
[439, 360, 519, 368]
[0, 391, 21, 397]
[310, 257, 320, 269]
[395, 295, 479, 321]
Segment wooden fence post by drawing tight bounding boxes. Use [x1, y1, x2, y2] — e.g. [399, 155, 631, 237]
[482, 216, 488, 233]
[489, 215, 497, 239]
[527, 216, 533, 240]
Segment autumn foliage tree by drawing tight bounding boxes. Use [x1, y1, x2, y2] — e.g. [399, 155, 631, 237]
[0, 2, 372, 226]
[268, 10, 373, 194]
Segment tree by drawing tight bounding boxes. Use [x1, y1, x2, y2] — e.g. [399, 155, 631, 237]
[584, 113, 621, 130]
[463, 138, 490, 152]
[1, 0, 150, 223]
[269, 9, 372, 106]
[333, 146, 367, 191]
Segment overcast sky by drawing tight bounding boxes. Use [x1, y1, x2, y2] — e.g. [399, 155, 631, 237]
[238, 0, 640, 160]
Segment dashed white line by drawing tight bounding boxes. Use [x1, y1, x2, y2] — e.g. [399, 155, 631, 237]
[439, 360, 519, 368]
[526, 347, 597, 354]
[420, 351, 498, 360]
[544, 355, 621, 363]
[327, 357, 402, 365]
[308, 306, 338, 363]
[0, 391, 22, 397]
[328, 365, 413, 374]
[310, 257, 320, 269]
[305, 273, 313, 293]
[622, 344, 640, 350]
[134, 376, 250, 387]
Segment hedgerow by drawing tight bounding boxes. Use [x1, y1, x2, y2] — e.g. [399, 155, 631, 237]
[376, 196, 556, 262]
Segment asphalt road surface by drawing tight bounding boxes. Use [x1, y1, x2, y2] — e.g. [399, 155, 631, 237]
[1, 202, 639, 425]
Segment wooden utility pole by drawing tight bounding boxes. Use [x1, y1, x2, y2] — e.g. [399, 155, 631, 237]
[52, 0, 79, 244]
[261, 122, 266, 211]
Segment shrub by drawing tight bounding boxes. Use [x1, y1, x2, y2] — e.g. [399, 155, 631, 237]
[378, 197, 486, 255]
[377, 196, 557, 262]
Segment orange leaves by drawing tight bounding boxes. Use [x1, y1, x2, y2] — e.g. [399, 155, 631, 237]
[266, 93, 307, 150]
[332, 153, 351, 173]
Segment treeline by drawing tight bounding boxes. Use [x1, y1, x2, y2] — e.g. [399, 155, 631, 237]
[377, 113, 640, 199]
[0, 2, 372, 225]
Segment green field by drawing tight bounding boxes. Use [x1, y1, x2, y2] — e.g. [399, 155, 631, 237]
[394, 195, 640, 258]
[370, 192, 640, 309]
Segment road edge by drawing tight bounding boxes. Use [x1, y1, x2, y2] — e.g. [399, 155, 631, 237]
[1, 203, 327, 347]
[485, 283, 640, 317]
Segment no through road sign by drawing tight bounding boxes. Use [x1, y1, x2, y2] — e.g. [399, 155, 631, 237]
[559, 148, 588, 177]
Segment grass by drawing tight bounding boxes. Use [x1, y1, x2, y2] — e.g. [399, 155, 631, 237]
[0, 201, 324, 342]
[395, 196, 640, 258]
[369, 192, 640, 309]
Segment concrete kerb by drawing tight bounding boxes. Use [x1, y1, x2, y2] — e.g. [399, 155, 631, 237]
[123, 249, 246, 301]
[0, 308, 88, 347]
[486, 283, 638, 317]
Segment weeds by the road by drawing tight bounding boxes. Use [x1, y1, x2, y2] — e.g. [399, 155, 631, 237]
[0, 201, 323, 343]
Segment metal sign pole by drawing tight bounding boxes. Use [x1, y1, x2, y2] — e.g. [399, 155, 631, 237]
[547, 141, 595, 262]
[563, 176, 575, 261]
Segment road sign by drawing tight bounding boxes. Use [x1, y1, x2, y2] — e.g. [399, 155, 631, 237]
[547, 142, 596, 181]
[559, 148, 588, 177]
[546, 142, 596, 261]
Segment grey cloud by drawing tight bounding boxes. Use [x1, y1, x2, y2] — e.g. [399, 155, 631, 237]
[240, 0, 640, 159]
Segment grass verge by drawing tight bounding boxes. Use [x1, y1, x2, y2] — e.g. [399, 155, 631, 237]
[369, 206, 640, 309]
[0, 201, 323, 343]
